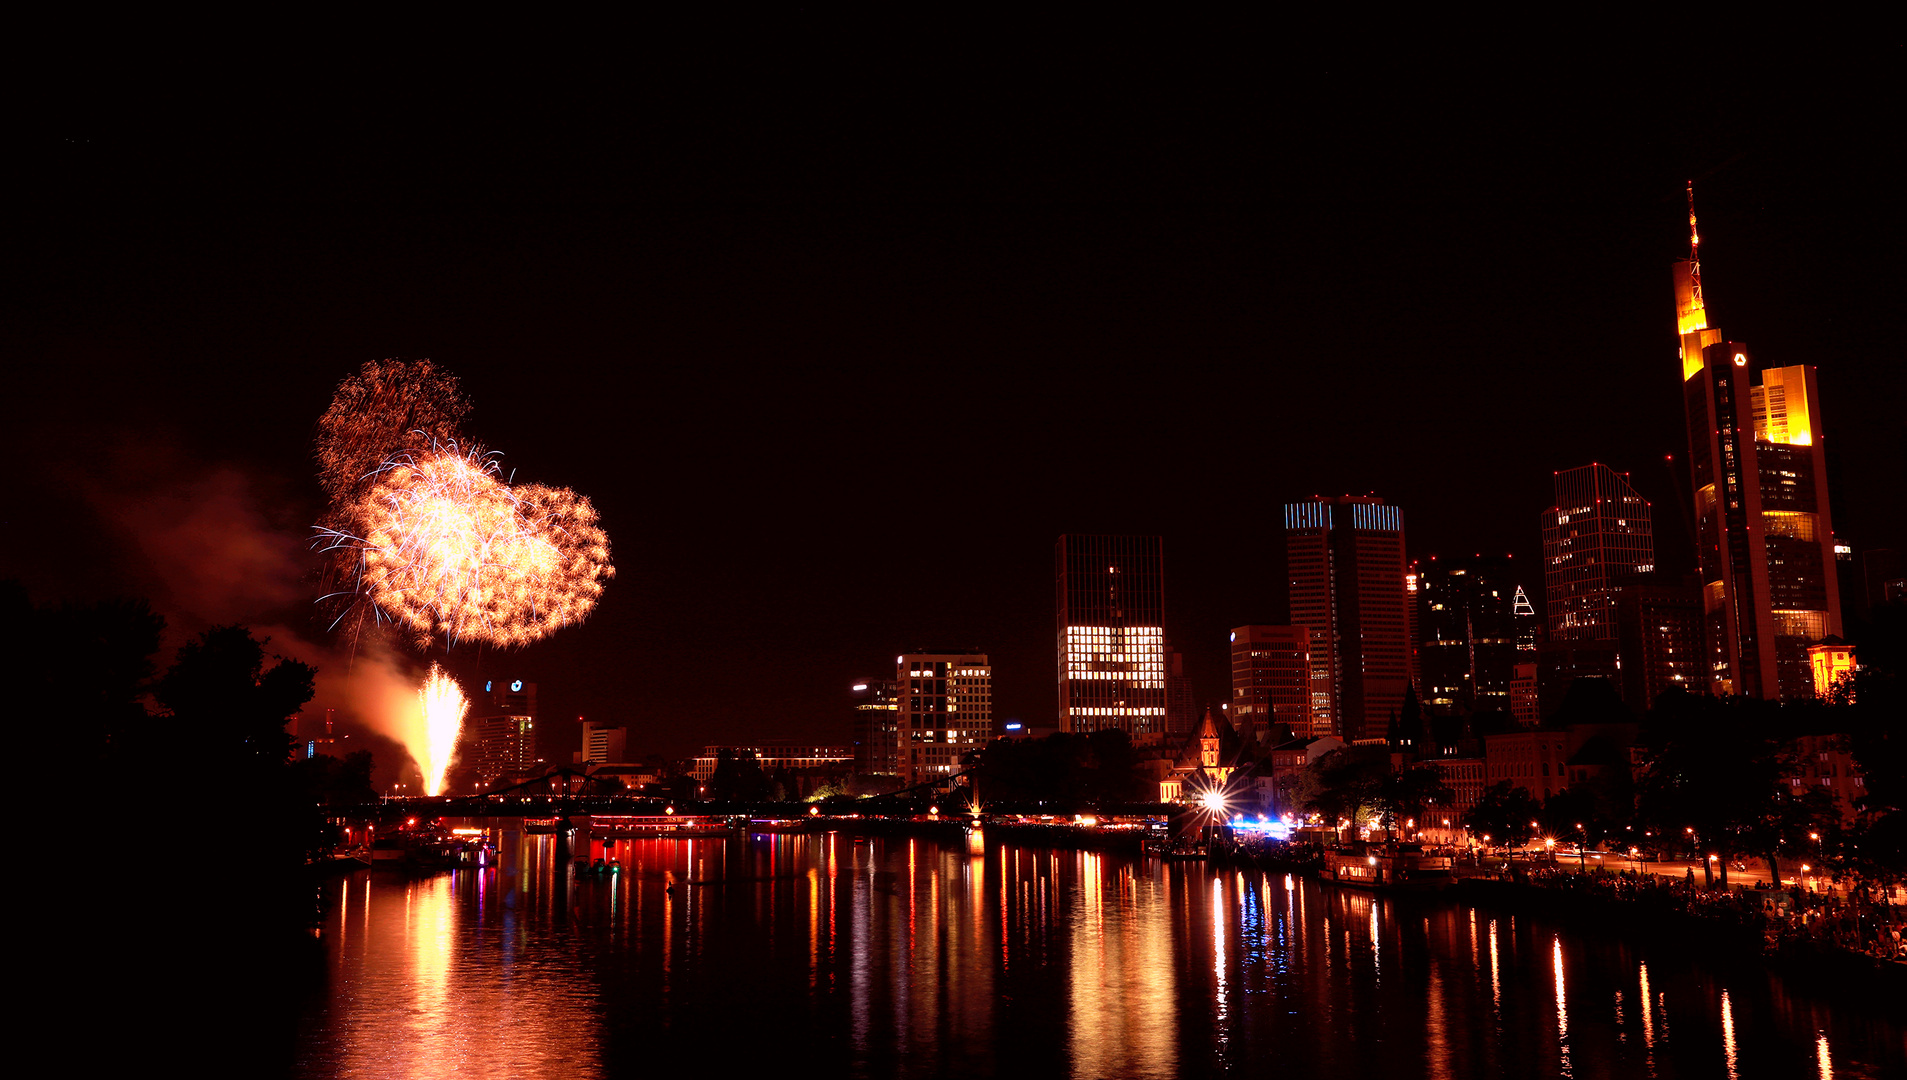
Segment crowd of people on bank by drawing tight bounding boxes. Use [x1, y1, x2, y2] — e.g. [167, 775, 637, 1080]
[1509, 862, 1906, 963]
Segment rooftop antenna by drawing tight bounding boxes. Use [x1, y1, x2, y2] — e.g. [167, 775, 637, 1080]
[1686, 180, 1705, 315]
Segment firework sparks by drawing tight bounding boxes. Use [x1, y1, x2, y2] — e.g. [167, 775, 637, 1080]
[320, 442, 614, 648]
[417, 664, 468, 796]
[314, 359, 473, 646]
[315, 359, 470, 505]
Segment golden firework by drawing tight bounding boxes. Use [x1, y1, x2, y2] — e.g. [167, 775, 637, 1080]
[326, 443, 614, 648]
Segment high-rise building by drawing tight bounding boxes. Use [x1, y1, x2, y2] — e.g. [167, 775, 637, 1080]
[1674, 188, 1842, 699]
[579, 721, 627, 765]
[1541, 464, 1655, 642]
[1513, 586, 1541, 653]
[1418, 555, 1520, 714]
[849, 677, 901, 777]
[1285, 497, 1410, 742]
[1229, 625, 1312, 746]
[897, 652, 991, 785]
[1611, 579, 1705, 710]
[1164, 642, 1198, 739]
[463, 677, 538, 789]
[1056, 535, 1166, 735]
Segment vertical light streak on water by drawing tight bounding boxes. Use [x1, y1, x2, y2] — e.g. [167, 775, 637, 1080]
[1554, 934, 1572, 1079]
[1469, 908, 1478, 969]
[606, 846, 617, 921]
[827, 835, 838, 980]
[1639, 962, 1654, 1055]
[1488, 919, 1501, 1011]
[808, 867, 820, 990]
[338, 875, 351, 952]
[661, 865, 674, 993]
[1614, 989, 1625, 1043]
[908, 838, 918, 956]
[970, 846, 985, 972]
[393, 877, 455, 1076]
[999, 846, 1011, 972]
[1721, 990, 1740, 1080]
[1213, 876, 1230, 1032]
[1817, 1032, 1833, 1079]
[1426, 962, 1451, 1080]
[850, 841, 871, 1059]
[1371, 901, 1381, 981]
[1069, 852, 1109, 1080]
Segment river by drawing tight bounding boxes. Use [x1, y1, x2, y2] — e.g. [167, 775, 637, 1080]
[288, 828, 1902, 1078]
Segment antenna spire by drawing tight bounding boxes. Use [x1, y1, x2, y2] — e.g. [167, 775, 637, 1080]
[1685, 180, 1705, 312]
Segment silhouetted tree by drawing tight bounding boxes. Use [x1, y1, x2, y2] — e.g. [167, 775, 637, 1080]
[1463, 781, 1541, 848]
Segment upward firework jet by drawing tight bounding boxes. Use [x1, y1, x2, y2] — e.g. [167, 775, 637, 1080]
[318, 442, 614, 648]
[417, 664, 468, 796]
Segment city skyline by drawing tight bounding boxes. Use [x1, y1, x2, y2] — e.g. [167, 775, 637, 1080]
[10, 47, 1901, 768]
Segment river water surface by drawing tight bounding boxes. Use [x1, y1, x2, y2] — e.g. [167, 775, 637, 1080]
[290, 830, 1902, 1078]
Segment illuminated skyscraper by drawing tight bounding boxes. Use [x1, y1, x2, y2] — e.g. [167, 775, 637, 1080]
[1056, 535, 1166, 735]
[1541, 464, 1655, 642]
[849, 677, 900, 777]
[463, 677, 538, 790]
[897, 653, 991, 785]
[1418, 555, 1519, 714]
[1675, 187, 1842, 699]
[1229, 625, 1312, 746]
[1285, 498, 1409, 742]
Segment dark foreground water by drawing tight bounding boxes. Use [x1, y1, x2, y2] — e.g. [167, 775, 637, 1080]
[290, 830, 1903, 1078]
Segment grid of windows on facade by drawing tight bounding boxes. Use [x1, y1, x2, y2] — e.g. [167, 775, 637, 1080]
[897, 654, 991, 785]
[1285, 497, 1409, 743]
[1418, 556, 1519, 714]
[1064, 626, 1166, 731]
[1055, 534, 1166, 736]
[1229, 625, 1311, 746]
[1542, 464, 1655, 643]
[850, 678, 900, 776]
[690, 745, 854, 783]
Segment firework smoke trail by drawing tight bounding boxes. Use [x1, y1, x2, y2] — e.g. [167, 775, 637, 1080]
[317, 441, 614, 648]
[417, 664, 468, 796]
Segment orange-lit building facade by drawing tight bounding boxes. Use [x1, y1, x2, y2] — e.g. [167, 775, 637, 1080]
[1675, 197, 1842, 699]
[897, 653, 992, 785]
[1229, 625, 1312, 746]
[1285, 498, 1409, 742]
[1807, 639, 1855, 699]
[1056, 535, 1166, 735]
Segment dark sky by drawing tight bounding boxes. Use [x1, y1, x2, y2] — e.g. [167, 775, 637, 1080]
[8, 35, 1902, 770]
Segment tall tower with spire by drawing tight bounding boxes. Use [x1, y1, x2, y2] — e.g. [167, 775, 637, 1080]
[1674, 186, 1842, 700]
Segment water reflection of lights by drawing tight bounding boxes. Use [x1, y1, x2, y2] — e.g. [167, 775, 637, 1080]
[1553, 935, 1571, 1078]
[1639, 962, 1654, 1053]
[1213, 877, 1229, 1028]
[1817, 1032, 1833, 1079]
[1721, 989, 1740, 1079]
[1488, 918, 1501, 1010]
[1426, 963, 1451, 1080]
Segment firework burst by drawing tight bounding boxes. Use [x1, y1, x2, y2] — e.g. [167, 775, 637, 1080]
[315, 358, 470, 505]
[319, 442, 614, 648]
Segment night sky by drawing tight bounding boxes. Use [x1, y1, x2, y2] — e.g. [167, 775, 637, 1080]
[10, 35, 1902, 775]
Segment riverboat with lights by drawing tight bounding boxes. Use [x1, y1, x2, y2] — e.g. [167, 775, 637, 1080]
[1320, 844, 1456, 890]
